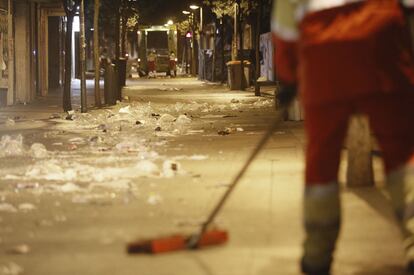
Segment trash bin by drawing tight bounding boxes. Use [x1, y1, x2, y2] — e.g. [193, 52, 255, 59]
[0, 88, 6, 107]
[104, 62, 118, 106]
[226, 60, 251, 90]
[113, 58, 127, 88]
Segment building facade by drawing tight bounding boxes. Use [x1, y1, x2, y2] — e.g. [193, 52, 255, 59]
[0, 0, 65, 107]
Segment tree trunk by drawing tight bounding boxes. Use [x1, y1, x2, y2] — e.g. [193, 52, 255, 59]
[94, 0, 101, 107]
[63, 14, 73, 112]
[121, 4, 127, 57]
[80, 0, 87, 113]
[254, 0, 262, 96]
[212, 21, 217, 82]
[115, 0, 121, 61]
[238, 1, 245, 90]
[232, 3, 237, 61]
[221, 19, 225, 83]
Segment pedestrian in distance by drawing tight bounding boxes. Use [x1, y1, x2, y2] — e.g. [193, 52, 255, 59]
[169, 51, 177, 78]
[272, 0, 414, 274]
[147, 49, 157, 78]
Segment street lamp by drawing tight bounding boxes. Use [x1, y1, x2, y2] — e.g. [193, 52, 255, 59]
[182, 10, 191, 15]
[189, 5, 199, 10]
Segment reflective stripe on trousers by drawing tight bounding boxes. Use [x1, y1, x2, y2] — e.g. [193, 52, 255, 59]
[387, 165, 414, 258]
[303, 182, 341, 270]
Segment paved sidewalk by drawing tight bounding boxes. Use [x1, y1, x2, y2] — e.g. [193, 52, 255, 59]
[0, 77, 409, 275]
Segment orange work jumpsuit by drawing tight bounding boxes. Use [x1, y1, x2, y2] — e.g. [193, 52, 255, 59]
[272, 0, 414, 273]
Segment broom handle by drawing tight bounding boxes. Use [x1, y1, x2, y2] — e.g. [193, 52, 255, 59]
[199, 109, 285, 237]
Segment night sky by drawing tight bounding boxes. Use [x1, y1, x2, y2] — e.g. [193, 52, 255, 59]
[138, 0, 200, 25]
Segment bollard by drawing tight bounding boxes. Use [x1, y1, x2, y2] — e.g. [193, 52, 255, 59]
[113, 62, 121, 101]
[346, 114, 374, 187]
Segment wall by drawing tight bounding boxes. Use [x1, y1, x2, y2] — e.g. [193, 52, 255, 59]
[48, 16, 60, 89]
[14, 0, 32, 103]
[0, 0, 6, 10]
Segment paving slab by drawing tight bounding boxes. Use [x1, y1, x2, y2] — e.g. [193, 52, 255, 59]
[0, 77, 409, 275]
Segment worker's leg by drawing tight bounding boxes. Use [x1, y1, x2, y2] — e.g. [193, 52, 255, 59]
[360, 93, 414, 266]
[301, 104, 351, 274]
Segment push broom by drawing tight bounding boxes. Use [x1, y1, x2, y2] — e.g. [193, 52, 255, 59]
[127, 103, 287, 254]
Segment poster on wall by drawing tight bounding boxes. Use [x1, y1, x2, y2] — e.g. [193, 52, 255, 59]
[0, 9, 7, 86]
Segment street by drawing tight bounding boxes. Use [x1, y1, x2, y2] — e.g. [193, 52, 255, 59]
[0, 77, 409, 275]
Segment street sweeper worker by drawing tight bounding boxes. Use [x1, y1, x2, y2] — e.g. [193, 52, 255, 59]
[272, 0, 414, 274]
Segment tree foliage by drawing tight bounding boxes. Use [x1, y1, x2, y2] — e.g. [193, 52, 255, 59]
[203, 0, 257, 19]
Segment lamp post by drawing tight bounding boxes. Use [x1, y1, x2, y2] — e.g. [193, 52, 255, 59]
[182, 10, 191, 74]
[189, 4, 199, 77]
[80, 0, 87, 112]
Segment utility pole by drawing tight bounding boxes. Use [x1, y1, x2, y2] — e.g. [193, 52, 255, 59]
[94, 0, 102, 107]
[191, 12, 196, 76]
[199, 6, 203, 80]
[80, 0, 87, 113]
[184, 36, 188, 74]
[237, 0, 245, 90]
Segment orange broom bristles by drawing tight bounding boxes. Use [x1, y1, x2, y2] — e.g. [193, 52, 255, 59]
[127, 229, 229, 254]
[196, 229, 229, 248]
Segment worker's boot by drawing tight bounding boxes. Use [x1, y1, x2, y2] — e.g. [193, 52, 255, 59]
[386, 164, 414, 272]
[301, 182, 341, 275]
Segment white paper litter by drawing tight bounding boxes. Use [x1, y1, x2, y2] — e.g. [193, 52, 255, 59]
[68, 137, 85, 144]
[175, 115, 191, 126]
[115, 141, 141, 152]
[25, 161, 78, 181]
[58, 183, 83, 193]
[162, 160, 180, 178]
[16, 183, 39, 190]
[174, 155, 208, 161]
[90, 179, 131, 190]
[0, 262, 24, 275]
[158, 114, 176, 125]
[71, 194, 110, 204]
[18, 203, 36, 212]
[5, 118, 15, 126]
[147, 194, 163, 205]
[7, 244, 30, 255]
[30, 143, 48, 158]
[0, 203, 17, 213]
[136, 160, 160, 175]
[118, 106, 131, 114]
[0, 135, 25, 157]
